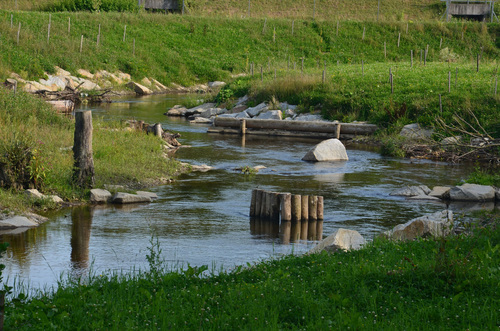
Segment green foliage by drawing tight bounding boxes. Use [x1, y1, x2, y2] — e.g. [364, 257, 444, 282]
[43, 0, 138, 12]
[465, 166, 500, 187]
[214, 85, 234, 106]
[0, 133, 39, 190]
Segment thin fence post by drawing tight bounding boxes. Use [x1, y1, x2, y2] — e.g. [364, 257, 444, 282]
[411, 50, 413, 67]
[68, 17, 71, 34]
[273, 26, 276, 42]
[377, 0, 380, 21]
[384, 42, 387, 59]
[440, 37, 443, 49]
[80, 34, 83, 53]
[97, 24, 101, 47]
[262, 18, 266, 34]
[439, 94, 442, 114]
[17, 22, 20, 45]
[123, 25, 127, 42]
[261, 66, 263, 82]
[292, 20, 294, 35]
[322, 70, 326, 83]
[477, 53, 480, 72]
[336, 21, 339, 36]
[301, 57, 304, 73]
[313, 0, 316, 20]
[182, 0, 185, 15]
[397, 32, 400, 48]
[10, 14, 13, 29]
[47, 13, 51, 44]
[455, 68, 458, 88]
[362, 26, 365, 40]
[248, 0, 251, 18]
[133, 38, 135, 56]
[390, 73, 393, 94]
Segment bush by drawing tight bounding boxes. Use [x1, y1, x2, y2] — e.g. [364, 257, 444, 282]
[43, 0, 138, 12]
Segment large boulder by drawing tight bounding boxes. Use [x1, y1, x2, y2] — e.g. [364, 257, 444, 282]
[255, 110, 282, 120]
[302, 139, 348, 162]
[199, 107, 226, 118]
[246, 103, 268, 117]
[449, 184, 496, 201]
[166, 105, 188, 117]
[185, 103, 216, 117]
[309, 228, 366, 253]
[385, 210, 453, 241]
[39, 75, 67, 91]
[126, 81, 152, 95]
[90, 189, 112, 204]
[390, 185, 431, 197]
[235, 111, 250, 119]
[399, 123, 433, 140]
[111, 192, 152, 204]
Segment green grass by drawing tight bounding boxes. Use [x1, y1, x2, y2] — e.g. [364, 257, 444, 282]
[4, 215, 500, 330]
[0, 88, 180, 212]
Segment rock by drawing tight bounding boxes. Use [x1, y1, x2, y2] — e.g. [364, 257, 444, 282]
[151, 79, 168, 91]
[79, 79, 100, 90]
[284, 109, 296, 119]
[385, 210, 453, 240]
[255, 110, 282, 120]
[309, 228, 366, 253]
[136, 191, 158, 200]
[117, 72, 131, 81]
[429, 186, 451, 199]
[390, 185, 431, 197]
[449, 184, 496, 201]
[40, 75, 67, 90]
[230, 104, 248, 114]
[294, 114, 324, 122]
[235, 111, 250, 119]
[10, 72, 26, 83]
[246, 103, 268, 117]
[279, 102, 297, 111]
[55, 66, 71, 77]
[496, 188, 500, 201]
[191, 164, 214, 172]
[166, 105, 188, 116]
[399, 123, 433, 140]
[77, 69, 94, 79]
[47, 100, 75, 112]
[126, 81, 153, 95]
[141, 77, 152, 86]
[5, 78, 18, 88]
[0, 216, 38, 229]
[25, 189, 44, 199]
[408, 195, 441, 201]
[23, 81, 50, 93]
[208, 81, 226, 89]
[111, 192, 152, 204]
[218, 113, 238, 118]
[90, 189, 112, 203]
[190, 117, 213, 124]
[302, 139, 348, 162]
[234, 95, 249, 106]
[441, 136, 461, 145]
[199, 107, 226, 118]
[185, 103, 217, 117]
[48, 195, 64, 203]
[170, 83, 189, 93]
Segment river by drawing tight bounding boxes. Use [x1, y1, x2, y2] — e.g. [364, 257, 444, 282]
[1, 95, 486, 291]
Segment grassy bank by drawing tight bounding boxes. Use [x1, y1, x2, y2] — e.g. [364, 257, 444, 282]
[0, 88, 180, 213]
[3, 214, 499, 329]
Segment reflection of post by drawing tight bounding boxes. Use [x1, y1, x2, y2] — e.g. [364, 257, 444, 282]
[290, 220, 301, 242]
[316, 221, 323, 241]
[281, 220, 291, 245]
[301, 219, 308, 240]
[71, 206, 94, 270]
[308, 220, 317, 240]
[301, 195, 309, 221]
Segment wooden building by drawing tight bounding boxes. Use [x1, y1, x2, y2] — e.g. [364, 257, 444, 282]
[442, 0, 499, 22]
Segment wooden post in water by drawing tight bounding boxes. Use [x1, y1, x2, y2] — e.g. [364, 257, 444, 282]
[280, 193, 292, 222]
[317, 196, 324, 220]
[335, 122, 341, 139]
[73, 111, 95, 188]
[269, 192, 280, 222]
[291, 194, 301, 222]
[254, 189, 264, 217]
[281, 220, 291, 244]
[240, 119, 247, 135]
[301, 217, 308, 240]
[301, 195, 309, 221]
[260, 191, 269, 219]
[308, 196, 318, 221]
[316, 219, 323, 240]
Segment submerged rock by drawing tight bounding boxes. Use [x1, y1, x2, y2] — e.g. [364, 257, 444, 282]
[390, 185, 431, 197]
[302, 139, 348, 162]
[111, 192, 152, 204]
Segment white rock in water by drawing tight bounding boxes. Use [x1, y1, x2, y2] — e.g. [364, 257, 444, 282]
[90, 189, 112, 203]
[111, 192, 152, 204]
[384, 210, 453, 240]
[309, 228, 366, 253]
[302, 139, 348, 162]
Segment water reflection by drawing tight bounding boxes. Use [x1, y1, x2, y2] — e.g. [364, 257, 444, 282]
[70, 206, 93, 274]
[250, 218, 323, 244]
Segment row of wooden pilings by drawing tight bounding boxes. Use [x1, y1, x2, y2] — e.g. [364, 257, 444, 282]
[250, 189, 324, 222]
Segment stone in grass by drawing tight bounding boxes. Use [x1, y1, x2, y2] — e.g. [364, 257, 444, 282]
[111, 192, 152, 204]
[90, 189, 112, 204]
[302, 139, 348, 162]
[309, 228, 366, 253]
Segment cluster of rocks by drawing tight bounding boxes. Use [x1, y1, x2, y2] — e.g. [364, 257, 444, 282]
[90, 188, 158, 204]
[309, 209, 455, 254]
[390, 183, 500, 202]
[166, 98, 326, 125]
[5, 66, 229, 112]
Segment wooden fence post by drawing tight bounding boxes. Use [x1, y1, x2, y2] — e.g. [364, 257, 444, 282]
[17, 22, 20, 45]
[47, 13, 51, 44]
[80, 35, 83, 53]
[280, 193, 292, 222]
[301, 195, 309, 221]
[68, 17, 71, 34]
[73, 111, 95, 188]
[308, 196, 318, 221]
[317, 196, 324, 220]
[123, 25, 127, 42]
[411, 50, 413, 67]
[448, 71, 451, 93]
[291, 194, 301, 221]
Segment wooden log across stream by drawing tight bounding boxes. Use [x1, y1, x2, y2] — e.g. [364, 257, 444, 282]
[209, 117, 378, 139]
[251, 189, 323, 222]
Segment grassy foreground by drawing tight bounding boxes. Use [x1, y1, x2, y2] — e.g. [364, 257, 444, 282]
[3, 214, 500, 330]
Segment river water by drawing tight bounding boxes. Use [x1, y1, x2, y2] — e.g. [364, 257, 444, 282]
[0, 95, 487, 290]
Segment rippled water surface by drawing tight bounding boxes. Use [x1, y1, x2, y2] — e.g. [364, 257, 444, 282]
[1, 95, 482, 289]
